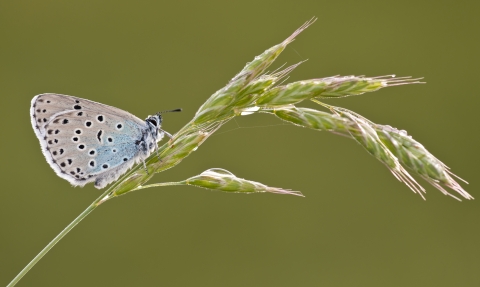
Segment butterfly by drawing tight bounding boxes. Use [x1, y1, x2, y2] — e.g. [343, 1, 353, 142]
[30, 93, 180, 189]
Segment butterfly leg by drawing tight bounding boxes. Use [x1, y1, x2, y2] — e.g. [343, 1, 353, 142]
[163, 130, 173, 139]
[155, 130, 172, 162]
[136, 139, 150, 175]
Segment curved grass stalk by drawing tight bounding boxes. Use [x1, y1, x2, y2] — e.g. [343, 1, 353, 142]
[265, 104, 471, 200]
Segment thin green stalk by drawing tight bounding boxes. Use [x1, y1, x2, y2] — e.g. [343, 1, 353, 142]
[7, 187, 112, 287]
[131, 182, 182, 192]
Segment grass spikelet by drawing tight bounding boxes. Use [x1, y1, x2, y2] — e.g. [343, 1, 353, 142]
[375, 125, 472, 200]
[192, 18, 316, 128]
[126, 168, 304, 197]
[237, 17, 316, 83]
[256, 79, 328, 106]
[317, 75, 423, 98]
[184, 168, 303, 196]
[266, 105, 472, 200]
[255, 75, 422, 107]
[266, 106, 349, 133]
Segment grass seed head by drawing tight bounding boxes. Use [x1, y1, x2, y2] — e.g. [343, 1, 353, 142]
[183, 168, 304, 196]
[376, 125, 472, 200]
[317, 75, 423, 99]
[268, 105, 471, 200]
[256, 80, 328, 106]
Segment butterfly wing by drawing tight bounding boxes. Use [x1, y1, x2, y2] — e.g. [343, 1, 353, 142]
[31, 93, 149, 189]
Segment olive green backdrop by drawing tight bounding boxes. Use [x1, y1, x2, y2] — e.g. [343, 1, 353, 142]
[1, 1, 479, 286]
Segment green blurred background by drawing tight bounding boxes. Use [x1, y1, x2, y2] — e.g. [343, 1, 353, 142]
[1, 0, 479, 286]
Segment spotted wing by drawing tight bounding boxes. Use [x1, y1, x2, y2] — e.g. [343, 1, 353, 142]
[30, 93, 148, 189]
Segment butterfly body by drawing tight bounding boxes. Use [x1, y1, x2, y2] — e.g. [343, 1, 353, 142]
[30, 94, 166, 189]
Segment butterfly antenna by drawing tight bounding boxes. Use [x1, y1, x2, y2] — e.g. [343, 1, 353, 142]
[157, 108, 182, 115]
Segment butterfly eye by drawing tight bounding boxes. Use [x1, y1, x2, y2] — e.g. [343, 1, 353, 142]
[78, 144, 85, 150]
[88, 149, 96, 156]
[102, 164, 109, 169]
[85, 121, 92, 127]
[116, 123, 123, 130]
[74, 105, 82, 110]
[89, 160, 95, 167]
[75, 129, 82, 135]
[72, 137, 79, 142]
[97, 115, 104, 122]
[107, 137, 113, 143]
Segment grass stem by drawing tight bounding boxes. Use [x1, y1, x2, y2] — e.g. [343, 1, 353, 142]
[7, 187, 113, 287]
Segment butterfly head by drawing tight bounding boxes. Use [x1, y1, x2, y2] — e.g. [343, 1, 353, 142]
[146, 114, 162, 129]
[145, 108, 182, 141]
